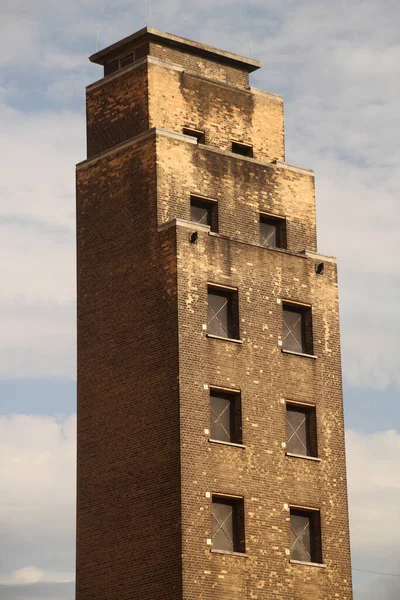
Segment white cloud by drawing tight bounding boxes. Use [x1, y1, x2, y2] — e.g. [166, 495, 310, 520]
[0, 414, 76, 581]
[0, 104, 81, 378]
[0, 0, 398, 387]
[346, 428, 400, 597]
[0, 566, 74, 586]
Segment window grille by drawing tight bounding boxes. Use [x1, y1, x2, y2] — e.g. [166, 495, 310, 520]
[260, 213, 286, 249]
[290, 508, 322, 563]
[207, 287, 239, 339]
[282, 303, 313, 355]
[286, 404, 317, 457]
[210, 389, 242, 444]
[212, 496, 245, 553]
[190, 196, 218, 232]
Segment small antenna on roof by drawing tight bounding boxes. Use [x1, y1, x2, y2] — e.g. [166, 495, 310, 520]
[247, 33, 254, 59]
[244, 0, 254, 59]
[96, 30, 100, 52]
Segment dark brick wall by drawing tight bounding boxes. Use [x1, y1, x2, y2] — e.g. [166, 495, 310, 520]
[76, 136, 182, 600]
[86, 62, 149, 158]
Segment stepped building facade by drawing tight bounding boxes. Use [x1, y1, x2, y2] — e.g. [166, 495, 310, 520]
[76, 27, 353, 600]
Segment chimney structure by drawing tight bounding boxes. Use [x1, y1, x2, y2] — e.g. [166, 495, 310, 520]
[76, 27, 353, 600]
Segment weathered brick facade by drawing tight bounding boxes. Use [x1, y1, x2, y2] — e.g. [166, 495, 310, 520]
[76, 27, 353, 600]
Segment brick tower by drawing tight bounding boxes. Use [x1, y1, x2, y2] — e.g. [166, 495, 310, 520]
[76, 27, 353, 600]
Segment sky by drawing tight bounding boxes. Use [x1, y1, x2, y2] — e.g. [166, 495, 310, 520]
[0, 0, 399, 598]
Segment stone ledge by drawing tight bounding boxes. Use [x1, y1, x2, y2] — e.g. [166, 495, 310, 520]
[290, 559, 327, 569]
[208, 439, 246, 449]
[211, 549, 248, 558]
[281, 349, 318, 360]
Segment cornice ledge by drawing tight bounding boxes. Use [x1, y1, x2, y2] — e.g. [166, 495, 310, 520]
[301, 250, 337, 263]
[272, 160, 314, 177]
[250, 87, 283, 101]
[158, 218, 210, 232]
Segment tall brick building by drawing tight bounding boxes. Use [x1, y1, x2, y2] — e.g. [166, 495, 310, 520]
[76, 27, 353, 600]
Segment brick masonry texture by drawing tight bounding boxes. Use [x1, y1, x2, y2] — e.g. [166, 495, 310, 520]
[77, 29, 353, 600]
[76, 137, 182, 600]
[86, 63, 148, 158]
[148, 61, 284, 162]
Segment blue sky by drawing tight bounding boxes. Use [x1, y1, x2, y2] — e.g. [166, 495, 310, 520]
[0, 0, 399, 598]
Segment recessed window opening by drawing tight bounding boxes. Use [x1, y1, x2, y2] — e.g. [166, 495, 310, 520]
[210, 388, 242, 444]
[286, 403, 317, 457]
[190, 195, 218, 232]
[232, 142, 253, 157]
[290, 507, 322, 564]
[212, 495, 245, 553]
[282, 302, 313, 355]
[260, 213, 286, 249]
[207, 286, 239, 340]
[183, 128, 206, 144]
[103, 45, 148, 77]
[120, 53, 134, 67]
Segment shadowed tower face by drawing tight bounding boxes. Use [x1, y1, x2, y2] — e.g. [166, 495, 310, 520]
[76, 26, 353, 600]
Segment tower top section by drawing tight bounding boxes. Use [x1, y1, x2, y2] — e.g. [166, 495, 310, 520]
[89, 26, 262, 74]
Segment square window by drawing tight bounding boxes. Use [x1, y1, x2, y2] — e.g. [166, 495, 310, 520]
[104, 59, 119, 77]
[286, 403, 317, 457]
[120, 53, 134, 67]
[232, 142, 253, 157]
[282, 303, 313, 355]
[210, 389, 242, 444]
[183, 128, 206, 144]
[135, 44, 148, 59]
[190, 196, 218, 232]
[207, 286, 239, 339]
[290, 508, 322, 564]
[260, 213, 286, 249]
[212, 496, 245, 553]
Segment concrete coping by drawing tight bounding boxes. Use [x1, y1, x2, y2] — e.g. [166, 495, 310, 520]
[301, 250, 337, 263]
[89, 26, 262, 72]
[87, 55, 282, 103]
[77, 127, 315, 179]
[158, 220, 318, 264]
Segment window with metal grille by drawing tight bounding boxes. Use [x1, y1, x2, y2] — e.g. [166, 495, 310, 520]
[260, 213, 286, 249]
[290, 508, 322, 563]
[183, 128, 206, 144]
[190, 196, 218, 232]
[212, 496, 245, 553]
[232, 141, 253, 157]
[282, 303, 313, 355]
[210, 389, 242, 444]
[207, 286, 239, 339]
[286, 403, 317, 457]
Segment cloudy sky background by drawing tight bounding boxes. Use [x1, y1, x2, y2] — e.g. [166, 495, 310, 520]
[0, 0, 399, 598]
